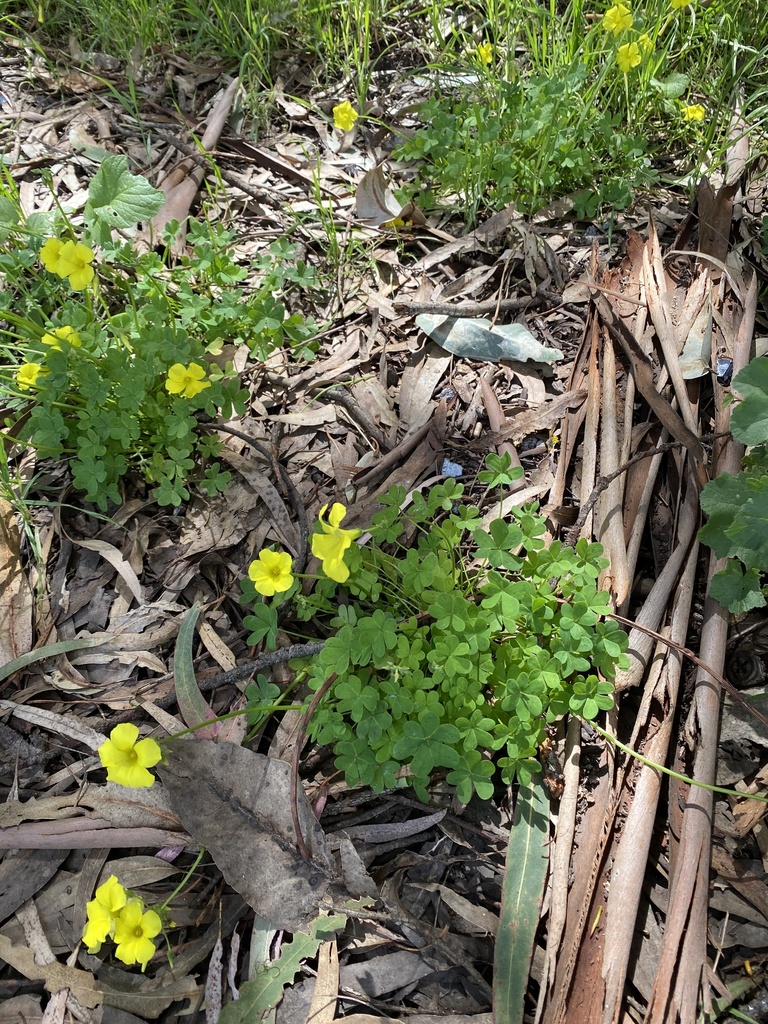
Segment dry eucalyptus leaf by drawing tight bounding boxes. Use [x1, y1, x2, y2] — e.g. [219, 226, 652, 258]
[158, 740, 335, 932]
[415, 314, 563, 364]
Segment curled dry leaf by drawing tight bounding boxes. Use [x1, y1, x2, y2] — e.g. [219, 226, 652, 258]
[158, 740, 335, 932]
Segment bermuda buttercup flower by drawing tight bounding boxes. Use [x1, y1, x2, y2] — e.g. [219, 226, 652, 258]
[616, 41, 642, 72]
[670, 0, 689, 8]
[82, 875, 128, 954]
[638, 32, 653, 52]
[98, 723, 162, 788]
[164, 362, 211, 399]
[682, 103, 705, 121]
[39, 237, 66, 274]
[311, 502, 361, 583]
[602, 3, 633, 34]
[476, 41, 493, 64]
[42, 325, 82, 349]
[56, 241, 95, 290]
[249, 549, 294, 596]
[16, 362, 45, 390]
[333, 101, 359, 132]
[113, 901, 162, 971]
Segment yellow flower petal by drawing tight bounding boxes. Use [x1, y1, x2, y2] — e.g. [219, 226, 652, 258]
[16, 362, 45, 390]
[616, 41, 642, 72]
[41, 325, 82, 349]
[98, 724, 161, 788]
[248, 549, 294, 596]
[114, 901, 162, 971]
[165, 362, 211, 399]
[682, 103, 706, 121]
[311, 503, 361, 583]
[56, 240, 95, 290]
[39, 237, 65, 274]
[602, 3, 633, 34]
[333, 101, 359, 132]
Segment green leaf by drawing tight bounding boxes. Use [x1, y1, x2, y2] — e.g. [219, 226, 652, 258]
[493, 778, 550, 1023]
[649, 72, 690, 99]
[174, 601, 218, 735]
[709, 562, 765, 613]
[84, 155, 164, 233]
[731, 357, 768, 445]
[218, 913, 347, 1023]
[243, 604, 279, 651]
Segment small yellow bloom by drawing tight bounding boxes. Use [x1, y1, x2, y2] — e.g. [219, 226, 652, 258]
[476, 41, 493, 64]
[16, 361, 45, 390]
[113, 901, 162, 971]
[602, 3, 633, 34]
[682, 103, 706, 121]
[616, 41, 642, 73]
[333, 101, 359, 132]
[638, 32, 653, 52]
[56, 240, 95, 290]
[82, 875, 127, 953]
[41, 325, 82, 349]
[249, 549, 294, 597]
[311, 502, 361, 584]
[98, 723, 162, 788]
[39, 237, 66, 274]
[670, 0, 688, 8]
[164, 362, 211, 399]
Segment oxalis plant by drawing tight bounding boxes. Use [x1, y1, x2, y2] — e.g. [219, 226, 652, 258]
[241, 456, 631, 803]
[0, 156, 316, 509]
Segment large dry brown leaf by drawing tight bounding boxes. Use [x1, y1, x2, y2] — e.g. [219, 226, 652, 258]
[158, 739, 335, 932]
[0, 498, 33, 667]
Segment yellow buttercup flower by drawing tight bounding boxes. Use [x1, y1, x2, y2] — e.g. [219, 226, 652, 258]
[638, 32, 653, 52]
[42, 325, 82, 349]
[670, 0, 689, 8]
[249, 549, 294, 596]
[476, 41, 493, 64]
[113, 901, 162, 971]
[97, 723, 162, 788]
[602, 3, 633, 34]
[82, 875, 127, 954]
[333, 101, 359, 132]
[682, 103, 706, 121]
[56, 240, 95, 290]
[164, 362, 211, 399]
[616, 41, 642, 72]
[16, 361, 45, 390]
[311, 502, 361, 584]
[39, 237, 66, 274]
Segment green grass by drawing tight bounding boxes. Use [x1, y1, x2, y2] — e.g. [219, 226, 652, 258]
[2, 0, 767, 225]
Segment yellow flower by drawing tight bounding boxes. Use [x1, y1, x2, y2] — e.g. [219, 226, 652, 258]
[638, 32, 653, 51]
[616, 41, 642, 72]
[682, 103, 706, 121]
[670, 0, 688, 8]
[82, 875, 127, 954]
[476, 41, 493, 64]
[39, 237, 66, 274]
[97, 723, 162, 788]
[164, 362, 211, 399]
[311, 503, 361, 584]
[56, 240, 95, 290]
[16, 361, 45, 390]
[113, 900, 162, 971]
[249, 549, 294, 596]
[41, 325, 82, 349]
[602, 3, 633, 34]
[333, 101, 359, 132]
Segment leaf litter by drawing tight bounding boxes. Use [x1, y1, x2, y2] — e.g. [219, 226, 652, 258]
[0, 34, 767, 1024]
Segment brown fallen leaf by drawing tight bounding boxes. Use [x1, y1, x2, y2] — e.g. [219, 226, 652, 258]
[157, 740, 336, 932]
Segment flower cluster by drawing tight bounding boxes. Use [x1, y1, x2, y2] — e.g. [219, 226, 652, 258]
[39, 237, 95, 290]
[247, 502, 361, 597]
[82, 875, 162, 971]
[98, 724, 162, 788]
[601, 0, 693, 74]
